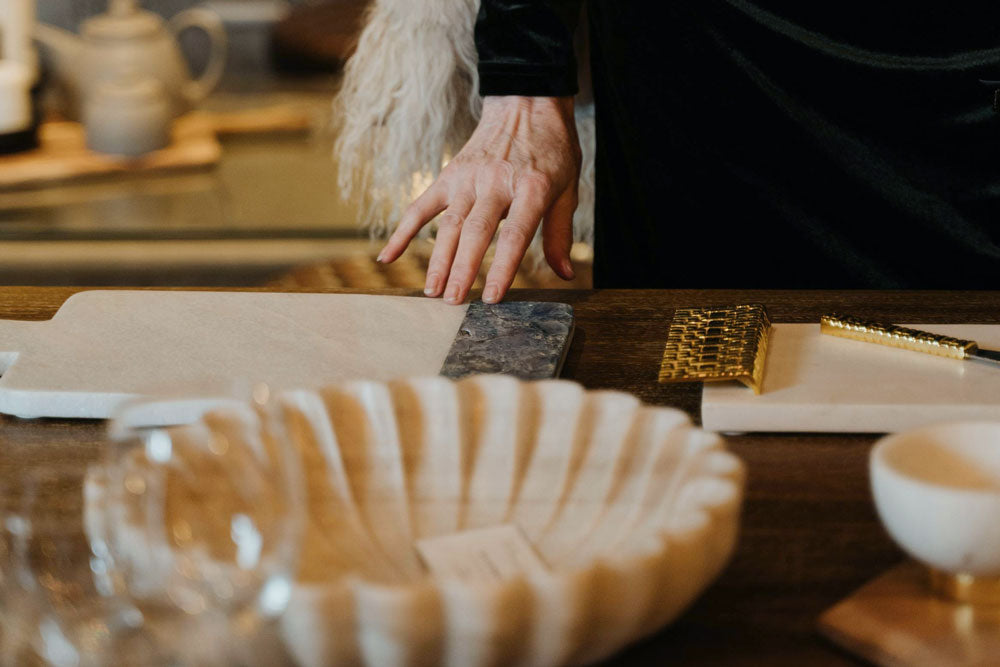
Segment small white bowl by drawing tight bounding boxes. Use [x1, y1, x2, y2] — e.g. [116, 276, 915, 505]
[871, 421, 1000, 577]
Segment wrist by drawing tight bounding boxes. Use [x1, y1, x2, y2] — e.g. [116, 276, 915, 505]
[482, 95, 575, 121]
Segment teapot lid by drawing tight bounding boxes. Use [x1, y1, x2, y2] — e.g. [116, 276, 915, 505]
[82, 0, 164, 41]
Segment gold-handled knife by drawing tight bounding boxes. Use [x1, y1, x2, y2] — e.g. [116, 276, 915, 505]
[820, 314, 1000, 365]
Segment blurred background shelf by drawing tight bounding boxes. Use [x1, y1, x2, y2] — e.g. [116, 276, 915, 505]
[0, 85, 365, 285]
[3, 0, 593, 289]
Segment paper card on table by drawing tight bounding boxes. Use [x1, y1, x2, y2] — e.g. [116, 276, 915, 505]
[415, 524, 549, 584]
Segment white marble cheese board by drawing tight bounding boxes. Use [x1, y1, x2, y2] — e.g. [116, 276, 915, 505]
[0, 291, 573, 421]
[702, 323, 1000, 433]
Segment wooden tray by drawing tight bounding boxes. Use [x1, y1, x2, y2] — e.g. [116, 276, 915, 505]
[0, 115, 219, 189]
[819, 562, 1000, 666]
[0, 104, 312, 190]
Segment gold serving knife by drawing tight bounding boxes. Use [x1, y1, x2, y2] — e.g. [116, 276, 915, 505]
[820, 314, 1000, 365]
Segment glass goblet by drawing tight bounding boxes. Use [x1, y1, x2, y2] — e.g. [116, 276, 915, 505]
[92, 389, 305, 664]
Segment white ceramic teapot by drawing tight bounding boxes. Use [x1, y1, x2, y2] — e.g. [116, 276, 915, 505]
[35, 0, 227, 120]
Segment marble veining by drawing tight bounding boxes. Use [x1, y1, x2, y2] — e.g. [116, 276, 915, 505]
[440, 301, 575, 380]
[702, 322, 1000, 433]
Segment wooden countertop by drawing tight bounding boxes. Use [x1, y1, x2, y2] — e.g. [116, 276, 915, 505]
[4, 286, 1000, 665]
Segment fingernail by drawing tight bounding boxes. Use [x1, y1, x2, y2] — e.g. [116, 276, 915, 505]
[424, 273, 441, 296]
[376, 252, 385, 263]
[561, 259, 575, 280]
[482, 284, 499, 303]
[445, 284, 461, 304]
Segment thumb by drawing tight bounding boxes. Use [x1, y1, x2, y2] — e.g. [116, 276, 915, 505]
[542, 187, 578, 280]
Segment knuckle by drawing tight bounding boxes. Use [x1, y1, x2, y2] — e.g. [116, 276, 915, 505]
[480, 161, 515, 192]
[436, 211, 464, 230]
[426, 259, 450, 275]
[463, 216, 494, 236]
[449, 263, 475, 281]
[567, 140, 583, 165]
[497, 223, 533, 247]
[439, 167, 469, 192]
[439, 160, 463, 178]
[488, 160, 515, 180]
[520, 170, 553, 195]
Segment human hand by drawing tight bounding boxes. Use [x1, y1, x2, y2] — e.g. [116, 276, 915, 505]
[377, 95, 582, 304]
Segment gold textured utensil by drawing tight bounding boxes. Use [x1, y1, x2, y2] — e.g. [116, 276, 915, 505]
[659, 304, 771, 394]
[820, 314, 1000, 365]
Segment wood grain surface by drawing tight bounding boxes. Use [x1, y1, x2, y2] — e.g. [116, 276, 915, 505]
[3, 287, 1000, 665]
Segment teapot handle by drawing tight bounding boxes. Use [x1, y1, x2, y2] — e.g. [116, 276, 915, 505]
[169, 7, 228, 105]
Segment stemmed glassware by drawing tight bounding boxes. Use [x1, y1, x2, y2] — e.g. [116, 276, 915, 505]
[90, 386, 306, 664]
[0, 384, 305, 665]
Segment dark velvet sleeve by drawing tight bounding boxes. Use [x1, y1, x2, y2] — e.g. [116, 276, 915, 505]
[475, 0, 583, 97]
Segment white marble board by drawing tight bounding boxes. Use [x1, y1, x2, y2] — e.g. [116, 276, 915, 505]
[702, 323, 1000, 433]
[0, 291, 469, 420]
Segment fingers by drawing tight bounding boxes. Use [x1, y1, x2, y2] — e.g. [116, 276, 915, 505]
[379, 184, 447, 264]
[482, 176, 550, 303]
[423, 195, 474, 297]
[382, 156, 574, 305]
[542, 187, 577, 281]
[442, 181, 512, 304]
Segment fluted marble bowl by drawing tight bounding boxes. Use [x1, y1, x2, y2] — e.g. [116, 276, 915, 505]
[277, 375, 744, 667]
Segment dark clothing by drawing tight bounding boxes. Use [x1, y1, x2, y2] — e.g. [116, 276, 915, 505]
[475, 1, 1000, 288]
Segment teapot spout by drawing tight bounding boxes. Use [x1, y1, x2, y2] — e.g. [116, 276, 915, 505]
[33, 23, 85, 92]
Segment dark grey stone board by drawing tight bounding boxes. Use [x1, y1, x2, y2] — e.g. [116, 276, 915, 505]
[439, 301, 575, 380]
